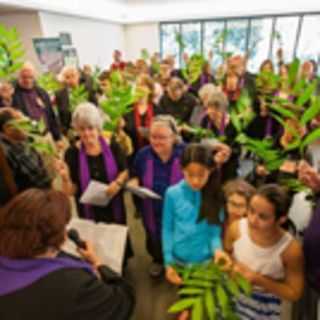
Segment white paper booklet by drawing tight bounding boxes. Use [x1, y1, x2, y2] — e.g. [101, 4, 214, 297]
[62, 218, 128, 274]
[125, 185, 161, 200]
[80, 180, 111, 206]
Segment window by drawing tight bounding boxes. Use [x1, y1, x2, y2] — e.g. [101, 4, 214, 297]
[181, 22, 201, 64]
[297, 14, 320, 70]
[247, 18, 273, 73]
[225, 19, 249, 57]
[160, 23, 180, 67]
[203, 21, 225, 69]
[271, 16, 300, 66]
[160, 13, 320, 74]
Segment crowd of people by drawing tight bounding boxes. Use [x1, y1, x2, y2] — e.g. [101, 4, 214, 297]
[0, 46, 320, 320]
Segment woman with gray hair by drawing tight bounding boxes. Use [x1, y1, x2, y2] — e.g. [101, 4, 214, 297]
[56, 102, 129, 226]
[128, 115, 184, 277]
[200, 90, 240, 181]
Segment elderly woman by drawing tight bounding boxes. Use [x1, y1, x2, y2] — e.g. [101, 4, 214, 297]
[129, 115, 184, 277]
[200, 91, 240, 181]
[58, 102, 128, 225]
[189, 83, 220, 126]
[0, 189, 134, 320]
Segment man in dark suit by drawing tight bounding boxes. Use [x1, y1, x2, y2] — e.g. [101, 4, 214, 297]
[12, 62, 61, 142]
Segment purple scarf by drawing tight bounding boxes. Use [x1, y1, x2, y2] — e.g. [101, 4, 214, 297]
[304, 198, 320, 292]
[22, 90, 44, 121]
[142, 152, 183, 238]
[265, 116, 273, 138]
[207, 112, 226, 136]
[0, 256, 92, 296]
[79, 136, 124, 223]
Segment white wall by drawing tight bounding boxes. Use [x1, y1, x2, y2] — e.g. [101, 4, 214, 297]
[0, 11, 43, 70]
[39, 11, 125, 69]
[124, 23, 159, 61]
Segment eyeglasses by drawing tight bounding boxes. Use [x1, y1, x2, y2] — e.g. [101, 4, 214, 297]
[226, 200, 247, 209]
[150, 134, 173, 141]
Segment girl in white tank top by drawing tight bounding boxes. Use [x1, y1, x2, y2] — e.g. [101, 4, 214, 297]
[225, 184, 304, 320]
[234, 218, 293, 320]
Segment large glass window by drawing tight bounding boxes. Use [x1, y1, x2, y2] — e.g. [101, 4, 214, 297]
[160, 13, 320, 74]
[160, 23, 180, 67]
[297, 15, 320, 70]
[247, 18, 273, 73]
[271, 16, 300, 66]
[203, 21, 225, 69]
[181, 22, 201, 64]
[225, 19, 249, 57]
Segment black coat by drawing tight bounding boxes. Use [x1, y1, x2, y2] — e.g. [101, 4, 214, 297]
[12, 84, 61, 141]
[158, 92, 198, 123]
[0, 258, 135, 320]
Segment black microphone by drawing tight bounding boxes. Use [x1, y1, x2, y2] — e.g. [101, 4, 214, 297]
[67, 228, 87, 249]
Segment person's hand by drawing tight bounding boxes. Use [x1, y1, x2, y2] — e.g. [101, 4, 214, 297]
[178, 310, 190, 320]
[54, 159, 70, 182]
[106, 181, 121, 198]
[213, 143, 231, 166]
[126, 178, 139, 188]
[233, 262, 257, 284]
[55, 140, 65, 153]
[256, 164, 269, 177]
[298, 160, 320, 192]
[77, 240, 102, 269]
[280, 160, 297, 174]
[214, 249, 233, 271]
[165, 266, 183, 286]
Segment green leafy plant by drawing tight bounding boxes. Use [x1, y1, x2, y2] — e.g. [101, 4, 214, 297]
[0, 24, 25, 80]
[37, 72, 62, 95]
[99, 71, 137, 132]
[212, 29, 232, 61]
[175, 32, 186, 51]
[168, 263, 251, 320]
[9, 117, 56, 157]
[236, 134, 285, 172]
[140, 48, 150, 62]
[69, 84, 89, 112]
[182, 54, 206, 84]
[230, 90, 255, 134]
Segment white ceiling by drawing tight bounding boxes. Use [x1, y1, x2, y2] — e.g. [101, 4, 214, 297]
[0, 0, 319, 23]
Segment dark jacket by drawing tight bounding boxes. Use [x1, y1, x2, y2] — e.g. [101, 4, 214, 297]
[0, 258, 135, 320]
[55, 86, 98, 133]
[158, 92, 198, 123]
[12, 84, 61, 141]
[0, 143, 17, 206]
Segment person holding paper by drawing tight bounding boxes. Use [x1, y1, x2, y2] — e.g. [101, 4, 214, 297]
[0, 189, 135, 320]
[129, 115, 185, 277]
[57, 102, 128, 225]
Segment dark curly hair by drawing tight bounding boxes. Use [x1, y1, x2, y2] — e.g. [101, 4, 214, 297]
[0, 188, 71, 258]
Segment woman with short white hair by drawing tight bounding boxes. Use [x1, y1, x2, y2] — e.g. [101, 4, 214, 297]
[57, 102, 129, 226]
[189, 84, 221, 126]
[129, 115, 184, 277]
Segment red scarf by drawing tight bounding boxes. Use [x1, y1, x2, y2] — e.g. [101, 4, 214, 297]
[134, 103, 154, 148]
[223, 76, 244, 102]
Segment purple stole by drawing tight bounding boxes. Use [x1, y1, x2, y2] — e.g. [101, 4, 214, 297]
[304, 198, 320, 291]
[142, 153, 183, 239]
[79, 136, 124, 223]
[207, 113, 226, 136]
[0, 256, 92, 296]
[265, 116, 273, 138]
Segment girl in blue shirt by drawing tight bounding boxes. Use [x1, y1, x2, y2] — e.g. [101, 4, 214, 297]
[162, 143, 231, 287]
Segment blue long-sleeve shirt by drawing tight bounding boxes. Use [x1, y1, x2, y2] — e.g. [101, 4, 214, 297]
[162, 180, 222, 266]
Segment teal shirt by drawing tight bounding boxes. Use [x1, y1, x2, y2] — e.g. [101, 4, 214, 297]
[162, 180, 222, 266]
